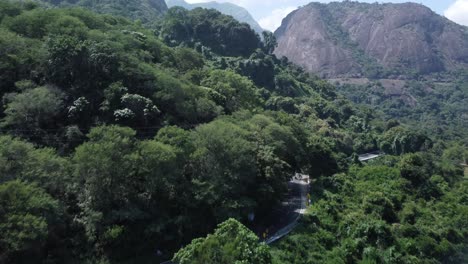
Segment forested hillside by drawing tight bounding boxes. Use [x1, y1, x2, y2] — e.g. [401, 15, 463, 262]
[274, 1, 468, 151]
[271, 153, 468, 263]
[166, 0, 264, 36]
[29, 0, 168, 24]
[333, 75, 468, 142]
[0, 1, 466, 264]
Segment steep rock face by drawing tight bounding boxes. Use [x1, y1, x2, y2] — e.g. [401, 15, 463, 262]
[30, 0, 168, 22]
[166, 0, 264, 36]
[275, 2, 468, 78]
[275, 5, 361, 77]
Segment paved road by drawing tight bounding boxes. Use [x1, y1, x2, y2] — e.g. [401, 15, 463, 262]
[161, 175, 310, 263]
[265, 177, 309, 245]
[359, 152, 384, 162]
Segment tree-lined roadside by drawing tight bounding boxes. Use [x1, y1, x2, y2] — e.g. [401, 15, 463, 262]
[265, 176, 309, 245]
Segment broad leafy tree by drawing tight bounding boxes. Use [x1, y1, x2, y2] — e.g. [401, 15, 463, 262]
[0, 181, 62, 263]
[173, 219, 272, 264]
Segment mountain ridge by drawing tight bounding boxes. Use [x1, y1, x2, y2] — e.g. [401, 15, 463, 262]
[274, 1, 468, 79]
[166, 0, 264, 36]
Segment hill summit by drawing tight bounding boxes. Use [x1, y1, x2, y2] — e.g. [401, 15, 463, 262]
[275, 2, 468, 78]
[166, 0, 264, 36]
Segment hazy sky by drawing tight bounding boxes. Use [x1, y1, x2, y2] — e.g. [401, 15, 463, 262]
[183, 0, 468, 31]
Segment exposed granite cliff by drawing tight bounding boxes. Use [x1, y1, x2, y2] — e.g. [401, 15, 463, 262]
[274, 2, 468, 78]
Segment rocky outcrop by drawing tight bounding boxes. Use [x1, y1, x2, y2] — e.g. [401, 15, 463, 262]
[274, 2, 468, 78]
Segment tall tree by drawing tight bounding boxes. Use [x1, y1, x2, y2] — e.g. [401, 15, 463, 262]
[173, 218, 272, 264]
[0, 181, 61, 263]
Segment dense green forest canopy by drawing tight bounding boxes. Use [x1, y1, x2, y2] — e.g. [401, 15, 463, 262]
[0, 1, 466, 264]
[27, 0, 168, 24]
[271, 153, 468, 263]
[335, 75, 468, 143]
[173, 218, 272, 264]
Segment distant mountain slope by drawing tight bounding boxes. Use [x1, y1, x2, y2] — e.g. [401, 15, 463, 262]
[274, 2, 468, 78]
[29, 0, 168, 23]
[166, 0, 263, 36]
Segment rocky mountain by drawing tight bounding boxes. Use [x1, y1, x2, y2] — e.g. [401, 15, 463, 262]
[166, 0, 264, 36]
[29, 0, 168, 23]
[274, 2, 468, 78]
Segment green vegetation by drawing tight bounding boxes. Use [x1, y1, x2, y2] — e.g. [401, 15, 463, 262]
[0, 181, 62, 263]
[28, 0, 168, 24]
[166, 0, 264, 37]
[336, 76, 468, 142]
[0, 1, 466, 263]
[160, 7, 260, 57]
[173, 218, 271, 264]
[271, 152, 467, 263]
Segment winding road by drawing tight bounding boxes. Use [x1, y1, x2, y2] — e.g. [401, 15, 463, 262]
[358, 152, 384, 162]
[163, 154, 385, 263]
[264, 175, 310, 245]
[160, 175, 310, 263]
[263, 152, 384, 244]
